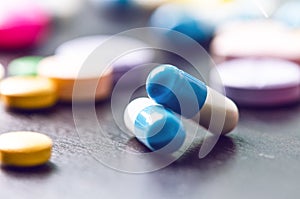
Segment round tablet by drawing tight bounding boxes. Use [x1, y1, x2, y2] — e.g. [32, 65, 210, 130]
[0, 131, 52, 167]
[0, 76, 57, 110]
[211, 20, 300, 64]
[55, 35, 154, 83]
[0, 63, 5, 80]
[0, 0, 51, 49]
[37, 56, 112, 102]
[8, 56, 43, 76]
[210, 58, 300, 106]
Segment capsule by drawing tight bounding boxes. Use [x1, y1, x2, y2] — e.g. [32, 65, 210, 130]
[124, 97, 186, 153]
[146, 64, 239, 135]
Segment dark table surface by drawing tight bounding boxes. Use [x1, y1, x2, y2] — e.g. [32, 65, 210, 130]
[0, 2, 300, 199]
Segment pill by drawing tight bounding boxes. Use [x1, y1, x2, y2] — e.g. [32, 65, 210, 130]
[55, 35, 153, 83]
[0, 131, 52, 167]
[211, 20, 300, 65]
[0, 76, 57, 110]
[146, 64, 239, 135]
[0, 63, 4, 80]
[150, 3, 214, 47]
[124, 97, 186, 152]
[8, 56, 43, 76]
[274, 1, 300, 28]
[37, 56, 112, 102]
[0, 0, 50, 49]
[210, 58, 300, 107]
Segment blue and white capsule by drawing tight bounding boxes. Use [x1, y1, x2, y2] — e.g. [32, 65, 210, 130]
[124, 97, 186, 153]
[146, 64, 239, 135]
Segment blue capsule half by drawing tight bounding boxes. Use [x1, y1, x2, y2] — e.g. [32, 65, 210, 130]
[150, 4, 214, 47]
[124, 97, 186, 153]
[274, 1, 300, 28]
[146, 64, 208, 118]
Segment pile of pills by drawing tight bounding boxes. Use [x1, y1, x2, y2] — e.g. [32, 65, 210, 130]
[210, 19, 300, 107]
[0, 0, 300, 167]
[124, 64, 239, 152]
[0, 35, 154, 166]
[0, 34, 153, 106]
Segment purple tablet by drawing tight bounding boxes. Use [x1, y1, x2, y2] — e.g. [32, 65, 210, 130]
[55, 35, 154, 84]
[210, 58, 300, 107]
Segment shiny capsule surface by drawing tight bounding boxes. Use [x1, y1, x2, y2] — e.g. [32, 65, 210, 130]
[124, 97, 186, 152]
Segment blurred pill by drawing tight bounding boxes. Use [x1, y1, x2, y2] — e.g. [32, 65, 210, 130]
[0, 76, 57, 110]
[210, 58, 300, 107]
[274, 1, 300, 28]
[150, 3, 214, 47]
[37, 56, 112, 102]
[0, 63, 4, 80]
[89, 0, 132, 9]
[0, 131, 52, 167]
[211, 20, 300, 64]
[8, 56, 43, 76]
[0, 0, 51, 49]
[55, 35, 154, 83]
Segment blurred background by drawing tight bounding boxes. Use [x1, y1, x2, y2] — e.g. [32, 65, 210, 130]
[0, 0, 299, 107]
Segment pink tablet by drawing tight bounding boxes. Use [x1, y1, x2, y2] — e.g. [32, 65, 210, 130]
[211, 20, 300, 65]
[0, 1, 51, 49]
